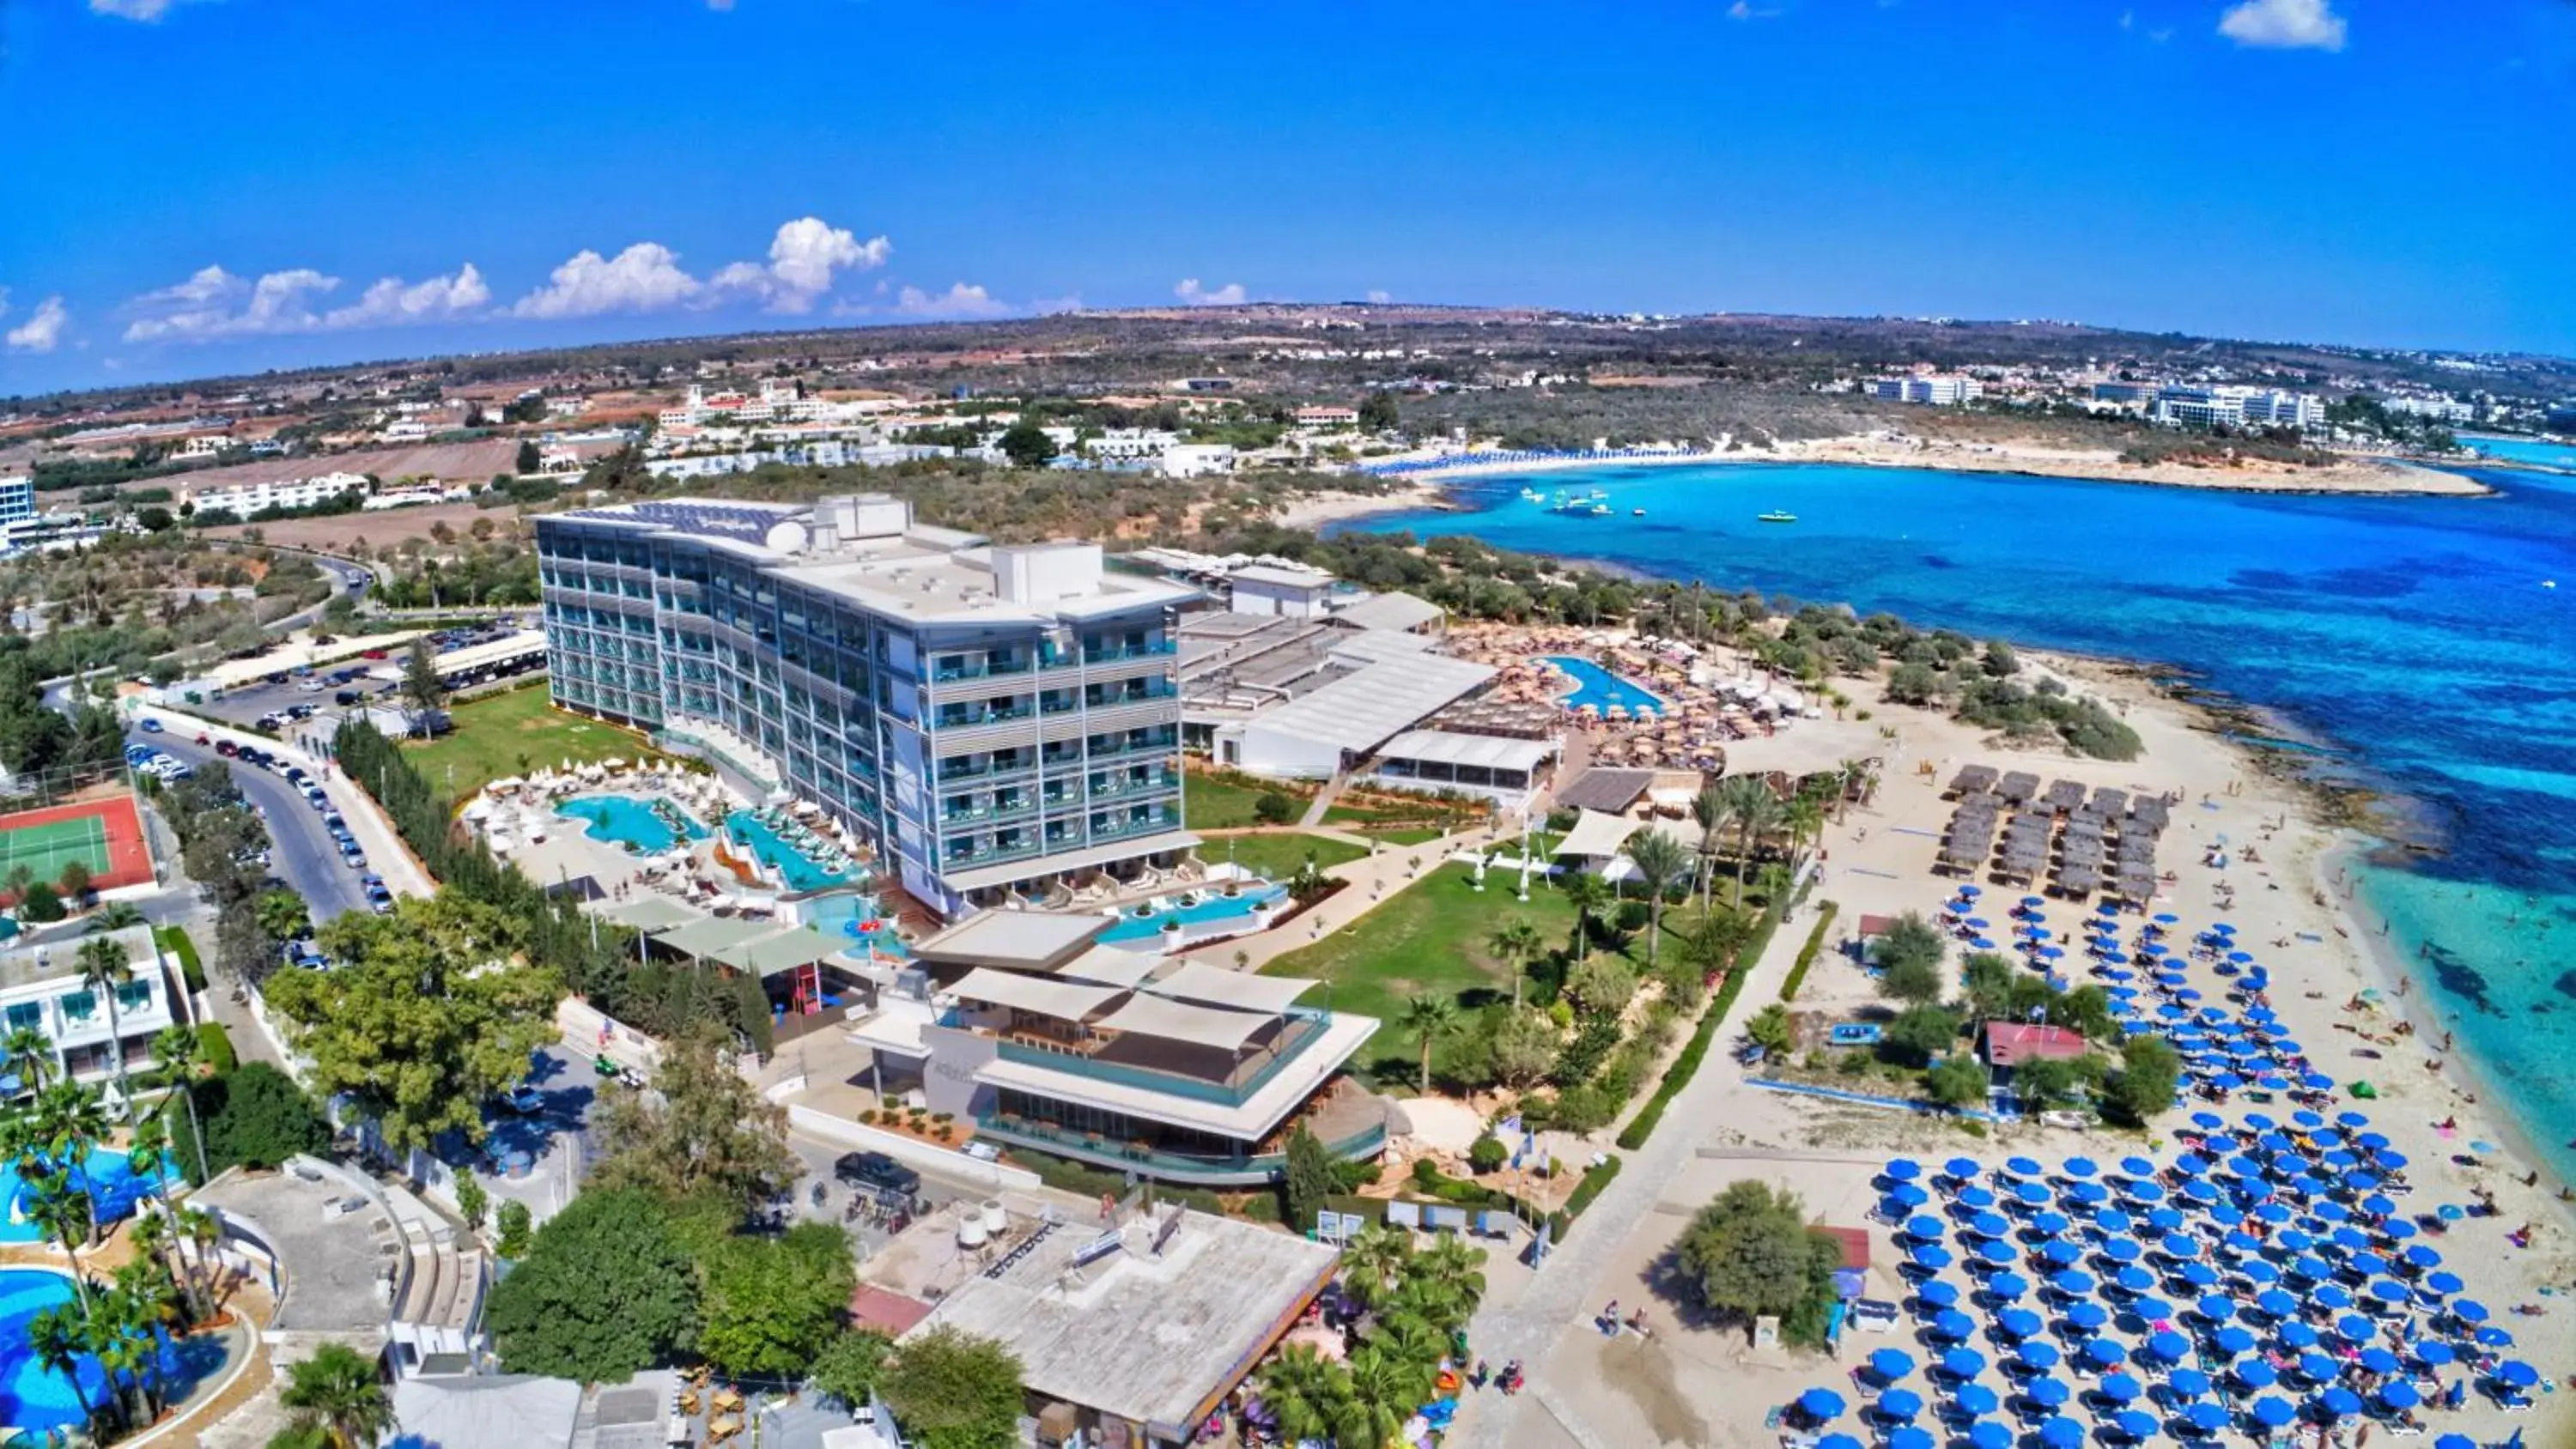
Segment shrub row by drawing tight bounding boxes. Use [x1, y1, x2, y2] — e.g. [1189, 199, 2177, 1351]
[1612, 906, 1788, 1151]
[1777, 900, 1842, 1003]
[155, 923, 207, 992]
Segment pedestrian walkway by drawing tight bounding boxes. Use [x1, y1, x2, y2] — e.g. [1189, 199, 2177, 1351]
[1179, 822, 1508, 972]
[1449, 901, 1814, 1447]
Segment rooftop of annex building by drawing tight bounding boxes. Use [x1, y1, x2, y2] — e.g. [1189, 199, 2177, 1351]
[552, 493, 1199, 627]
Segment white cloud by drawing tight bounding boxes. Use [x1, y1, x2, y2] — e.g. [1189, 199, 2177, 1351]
[89, 0, 178, 19]
[122, 261, 487, 341]
[321, 264, 490, 330]
[893, 283, 1008, 319]
[2218, 0, 2347, 52]
[123, 265, 337, 342]
[510, 243, 702, 320]
[1174, 278, 1246, 306]
[1726, 0, 1783, 18]
[1365, 289, 1393, 305]
[1030, 294, 1085, 316]
[710, 217, 890, 313]
[6, 295, 70, 355]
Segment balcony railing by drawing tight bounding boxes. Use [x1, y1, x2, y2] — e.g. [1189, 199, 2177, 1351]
[992, 1008, 1330, 1107]
[970, 1112, 1386, 1185]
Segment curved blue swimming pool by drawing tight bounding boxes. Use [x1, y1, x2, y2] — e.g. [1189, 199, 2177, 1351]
[725, 810, 852, 893]
[1, 1149, 164, 1244]
[0, 1268, 233, 1433]
[1097, 884, 1289, 943]
[1541, 654, 1667, 717]
[554, 794, 709, 855]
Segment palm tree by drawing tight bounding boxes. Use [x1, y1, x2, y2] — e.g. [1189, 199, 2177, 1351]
[280, 1340, 396, 1449]
[3, 1022, 54, 1094]
[1254, 1343, 1352, 1446]
[91, 1287, 155, 1432]
[254, 890, 311, 945]
[1621, 829, 1692, 967]
[151, 1022, 211, 1183]
[1340, 1345, 1430, 1448]
[76, 936, 137, 1121]
[1409, 1235, 1489, 1325]
[1832, 757, 1873, 822]
[1783, 796, 1826, 874]
[1690, 785, 1734, 909]
[1718, 777, 1784, 909]
[28, 1304, 99, 1435]
[25, 1173, 99, 1313]
[178, 1203, 224, 1315]
[1338, 1223, 1415, 1312]
[1485, 918, 1544, 1009]
[1558, 871, 1612, 961]
[1397, 997, 1459, 1095]
[84, 901, 146, 934]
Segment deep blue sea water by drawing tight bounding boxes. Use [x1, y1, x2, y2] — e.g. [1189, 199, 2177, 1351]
[1343, 462, 2576, 1174]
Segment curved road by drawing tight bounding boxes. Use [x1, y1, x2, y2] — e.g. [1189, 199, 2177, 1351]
[143, 730, 374, 923]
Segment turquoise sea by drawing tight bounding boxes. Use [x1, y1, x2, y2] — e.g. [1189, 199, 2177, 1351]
[1341, 461, 2576, 1176]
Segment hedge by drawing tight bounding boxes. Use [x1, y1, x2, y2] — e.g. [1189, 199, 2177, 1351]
[155, 925, 208, 993]
[1546, 1154, 1623, 1240]
[1611, 906, 1787, 1151]
[196, 1022, 239, 1075]
[1777, 900, 1841, 1003]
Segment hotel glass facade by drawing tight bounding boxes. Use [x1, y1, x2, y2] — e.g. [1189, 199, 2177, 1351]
[536, 498, 1194, 915]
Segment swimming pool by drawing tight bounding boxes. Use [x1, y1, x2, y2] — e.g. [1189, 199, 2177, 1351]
[1097, 883, 1290, 944]
[801, 891, 909, 958]
[1540, 654, 1667, 717]
[555, 794, 708, 855]
[0, 1268, 232, 1433]
[1, 1149, 165, 1243]
[726, 810, 852, 893]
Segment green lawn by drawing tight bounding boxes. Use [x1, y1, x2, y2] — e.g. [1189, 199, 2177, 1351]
[1264, 864, 1595, 1075]
[1183, 775, 1309, 829]
[1206, 830, 1369, 881]
[404, 687, 664, 799]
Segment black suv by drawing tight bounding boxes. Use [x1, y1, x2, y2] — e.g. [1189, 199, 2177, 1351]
[832, 1151, 920, 1196]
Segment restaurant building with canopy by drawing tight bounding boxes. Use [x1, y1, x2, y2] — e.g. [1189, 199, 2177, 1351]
[842, 909, 1389, 1185]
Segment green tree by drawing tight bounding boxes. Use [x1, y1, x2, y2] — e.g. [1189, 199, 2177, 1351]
[1563, 954, 1638, 1018]
[1621, 828, 1692, 966]
[57, 858, 93, 902]
[1958, 951, 2019, 1022]
[515, 440, 542, 474]
[1885, 661, 1947, 706]
[1467, 1133, 1508, 1173]
[1884, 1004, 1961, 1068]
[1717, 775, 1784, 908]
[28, 1304, 100, 1434]
[1879, 954, 1944, 1006]
[1671, 1179, 1845, 1346]
[699, 1222, 858, 1379]
[1397, 997, 1460, 1094]
[1281, 1123, 1334, 1229]
[1251, 791, 1297, 825]
[21, 880, 64, 921]
[1689, 785, 1735, 907]
[495, 1199, 533, 1258]
[1558, 871, 1613, 958]
[1982, 640, 2019, 677]
[1924, 1056, 1989, 1108]
[260, 896, 561, 1151]
[1485, 1007, 1558, 1089]
[1357, 391, 1400, 432]
[1335, 1223, 1414, 1312]
[811, 1328, 894, 1410]
[197, 1061, 332, 1173]
[486, 1189, 699, 1382]
[278, 1341, 395, 1449]
[453, 1167, 488, 1230]
[881, 1325, 1025, 1449]
[1872, 912, 1947, 1004]
[2104, 1034, 2182, 1126]
[2012, 1053, 2095, 1111]
[401, 637, 447, 720]
[996, 420, 1055, 470]
[1747, 1002, 1795, 1055]
[254, 889, 313, 943]
[1255, 1343, 1353, 1446]
[590, 1021, 799, 1214]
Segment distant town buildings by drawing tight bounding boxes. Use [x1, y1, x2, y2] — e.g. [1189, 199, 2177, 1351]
[2091, 381, 2325, 431]
[1868, 375, 1984, 406]
[183, 470, 368, 518]
[0, 476, 35, 528]
[2377, 394, 2475, 425]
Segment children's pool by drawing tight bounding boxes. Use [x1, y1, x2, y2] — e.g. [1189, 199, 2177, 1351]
[555, 794, 708, 855]
[801, 891, 909, 958]
[1098, 883, 1290, 944]
[1, 1268, 233, 1433]
[1, 1149, 164, 1244]
[725, 811, 854, 893]
[1540, 655, 1666, 717]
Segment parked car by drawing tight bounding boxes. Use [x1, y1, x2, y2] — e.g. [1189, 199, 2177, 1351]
[215, 740, 239, 757]
[138, 718, 163, 734]
[832, 1151, 921, 1197]
[334, 690, 362, 706]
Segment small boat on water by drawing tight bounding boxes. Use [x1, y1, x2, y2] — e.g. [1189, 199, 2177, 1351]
[1631, 507, 1647, 517]
[1758, 510, 1798, 524]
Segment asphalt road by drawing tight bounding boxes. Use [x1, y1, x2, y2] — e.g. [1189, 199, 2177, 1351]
[142, 730, 374, 924]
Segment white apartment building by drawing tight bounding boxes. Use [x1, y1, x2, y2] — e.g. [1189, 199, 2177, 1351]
[2150, 386, 2324, 431]
[2379, 395, 2476, 424]
[1869, 375, 1984, 406]
[1156, 443, 1236, 477]
[1293, 406, 1359, 427]
[184, 470, 369, 518]
[0, 926, 181, 1101]
[0, 476, 35, 528]
[1084, 428, 1182, 461]
[176, 435, 229, 459]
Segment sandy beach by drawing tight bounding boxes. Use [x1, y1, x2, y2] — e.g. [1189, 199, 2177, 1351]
[1445, 642, 2572, 1449]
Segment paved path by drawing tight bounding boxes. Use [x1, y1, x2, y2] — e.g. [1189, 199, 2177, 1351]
[1181, 823, 1510, 972]
[1452, 903, 1814, 1447]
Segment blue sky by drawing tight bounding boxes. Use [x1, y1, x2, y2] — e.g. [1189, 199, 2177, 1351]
[3, 0, 2572, 394]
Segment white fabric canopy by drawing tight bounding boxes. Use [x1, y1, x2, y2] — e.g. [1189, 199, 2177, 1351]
[1144, 959, 1319, 1016]
[945, 967, 1123, 1022]
[1552, 808, 1643, 859]
[1092, 993, 1274, 1052]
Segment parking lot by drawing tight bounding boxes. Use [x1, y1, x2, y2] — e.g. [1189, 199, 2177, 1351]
[131, 727, 380, 922]
[192, 617, 539, 731]
[466, 1044, 604, 1223]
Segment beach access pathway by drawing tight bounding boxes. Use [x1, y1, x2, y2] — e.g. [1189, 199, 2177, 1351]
[1451, 896, 1814, 1449]
[1179, 822, 1512, 973]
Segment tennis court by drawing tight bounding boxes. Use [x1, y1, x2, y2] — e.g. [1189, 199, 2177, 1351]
[0, 795, 152, 892]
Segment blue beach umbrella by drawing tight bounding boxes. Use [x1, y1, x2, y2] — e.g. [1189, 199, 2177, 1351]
[1817, 1435, 1863, 1449]
[1798, 1388, 1847, 1422]
[2030, 1210, 2071, 1235]
[2064, 1180, 2109, 1207]
[2193, 1294, 2233, 1324]
[2039, 1416, 2085, 1449]
[2250, 1395, 2296, 1428]
[2083, 1339, 2128, 1370]
[1868, 1348, 1916, 1381]
[2356, 1347, 2402, 1377]
[2254, 1288, 2298, 1319]
[2294, 1353, 2338, 1385]
[2403, 1244, 2443, 1270]
[1877, 1388, 1924, 1422]
[1885, 1185, 1929, 1211]
[2014, 1337, 2060, 1368]
[2142, 1331, 2190, 1364]
[2208, 1325, 2256, 1358]
[2474, 1325, 2516, 1349]
[2415, 1342, 2455, 1367]
[2160, 1233, 2200, 1258]
[1886, 1158, 1923, 1182]
[1941, 1348, 1987, 1380]
[2452, 1298, 2490, 1325]
[1910, 1244, 1953, 1270]
[1957, 1185, 1997, 1210]
[2111, 1408, 2160, 1441]
[1945, 1156, 1983, 1183]
[1966, 1423, 2012, 1449]
[2276, 1321, 2319, 1350]
[2004, 1155, 2044, 1178]
[2233, 1360, 2278, 1389]
[1932, 1309, 1976, 1342]
[2113, 1267, 2156, 1296]
[1886, 1428, 1935, 1449]
[2181, 1402, 2228, 1436]
[2064, 1301, 2109, 1332]
[2024, 1376, 2070, 1409]
[2332, 1313, 2375, 1343]
[1989, 1272, 2031, 1301]
[2177, 1262, 2219, 1288]
[1975, 1239, 2015, 1267]
[2316, 1386, 2364, 1419]
[2494, 1361, 2540, 1389]
[2051, 1269, 2095, 1296]
[2433, 1438, 2476, 1449]
[2167, 1367, 2210, 1400]
[1905, 1214, 1946, 1240]
[2038, 1240, 2082, 1267]
[2100, 1237, 2142, 1264]
[1954, 1383, 2000, 1417]
[2129, 1297, 2172, 1324]
[1998, 1308, 2044, 1341]
[1916, 1280, 1960, 1309]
